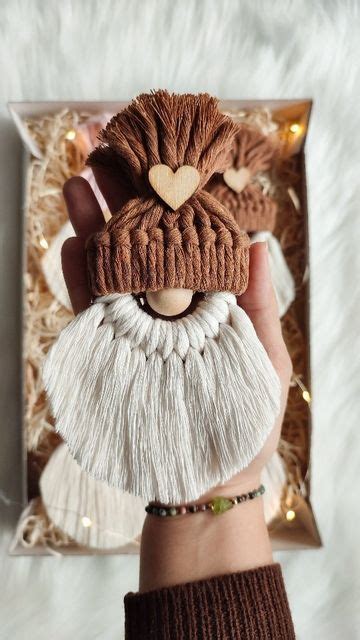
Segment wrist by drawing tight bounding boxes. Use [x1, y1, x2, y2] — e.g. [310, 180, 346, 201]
[139, 491, 272, 592]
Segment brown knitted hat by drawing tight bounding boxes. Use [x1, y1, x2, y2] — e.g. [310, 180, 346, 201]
[206, 123, 277, 233]
[86, 91, 250, 297]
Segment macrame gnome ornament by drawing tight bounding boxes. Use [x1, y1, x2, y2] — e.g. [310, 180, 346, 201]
[206, 124, 295, 317]
[43, 91, 281, 504]
[40, 443, 145, 549]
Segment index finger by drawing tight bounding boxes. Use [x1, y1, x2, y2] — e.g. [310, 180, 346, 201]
[62, 177, 105, 314]
[63, 176, 105, 238]
[92, 165, 134, 214]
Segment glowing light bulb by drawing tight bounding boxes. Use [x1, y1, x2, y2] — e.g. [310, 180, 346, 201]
[289, 123, 301, 134]
[302, 390, 311, 404]
[39, 236, 49, 249]
[81, 516, 92, 528]
[286, 509, 296, 522]
[65, 129, 76, 141]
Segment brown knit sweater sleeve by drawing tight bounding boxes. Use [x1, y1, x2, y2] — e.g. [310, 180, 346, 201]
[124, 563, 295, 639]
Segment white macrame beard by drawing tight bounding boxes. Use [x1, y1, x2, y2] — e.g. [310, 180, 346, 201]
[252, 231, 295, 318]
[43, 292, 281, 504]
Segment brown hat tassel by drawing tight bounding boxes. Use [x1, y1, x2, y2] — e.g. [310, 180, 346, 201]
[86, 91, 250, 297]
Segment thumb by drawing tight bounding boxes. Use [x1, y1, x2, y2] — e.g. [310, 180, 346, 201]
[237, 242, 287, 372]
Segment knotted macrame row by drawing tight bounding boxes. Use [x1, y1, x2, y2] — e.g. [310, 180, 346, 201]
[98, 292, 234, 358]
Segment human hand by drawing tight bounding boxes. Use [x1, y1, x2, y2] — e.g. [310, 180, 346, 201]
[199, 240, 292, 502]
[62, 172, 292, 590]
[137, 242, 292, 590]
[62, 173, 291, 497]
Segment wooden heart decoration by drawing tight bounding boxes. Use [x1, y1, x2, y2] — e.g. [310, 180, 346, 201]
[148, 164, 200, 210]
[223, 167, 251, 194]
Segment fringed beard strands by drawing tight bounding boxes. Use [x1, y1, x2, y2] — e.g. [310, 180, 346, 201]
[39, 444, 284, 547]
[43, 293, 281, 504]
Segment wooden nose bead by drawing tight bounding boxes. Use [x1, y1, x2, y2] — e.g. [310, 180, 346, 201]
[146, 288, 193, 317]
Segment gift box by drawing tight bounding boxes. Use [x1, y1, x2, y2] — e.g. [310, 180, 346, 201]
[8, 98, 321, 555]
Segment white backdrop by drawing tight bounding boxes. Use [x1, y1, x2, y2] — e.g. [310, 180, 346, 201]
[1, 1, 360, 638]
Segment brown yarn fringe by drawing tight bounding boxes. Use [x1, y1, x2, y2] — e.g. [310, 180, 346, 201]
[230, 123, 276, 174]
[87, 91, 238, 192]
[86, 91, 250, 295]
[206, 123, 278, 232]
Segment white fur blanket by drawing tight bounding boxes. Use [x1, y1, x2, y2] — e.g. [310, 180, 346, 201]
[1, 1, 360, 638]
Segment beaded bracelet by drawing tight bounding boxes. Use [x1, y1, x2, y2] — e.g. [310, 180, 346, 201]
[145, 484, 265, 517]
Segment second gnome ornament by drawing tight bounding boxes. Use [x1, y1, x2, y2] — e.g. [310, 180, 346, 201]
[206, 123, 295, 317]
[43, 91, 281, 504]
